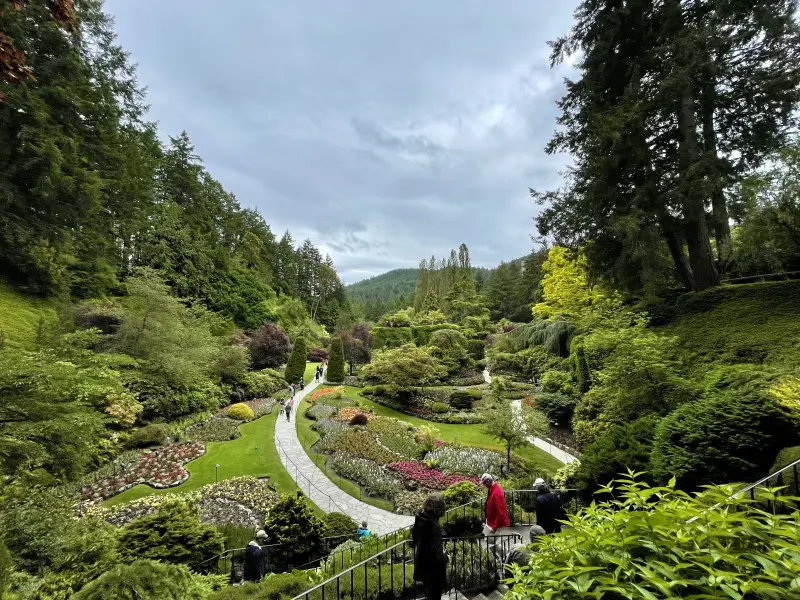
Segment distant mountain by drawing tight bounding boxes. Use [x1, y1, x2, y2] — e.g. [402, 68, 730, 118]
[346, 268, 419, 303]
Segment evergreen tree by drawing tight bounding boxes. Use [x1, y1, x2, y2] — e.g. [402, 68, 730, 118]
[327, 336, 345, 383]
[284, 337, 307, 384]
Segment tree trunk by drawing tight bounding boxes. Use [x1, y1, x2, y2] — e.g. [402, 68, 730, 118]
[659, 217, 695, 290]
[677, 90, 721, 290]
[506, 443, 511, 469]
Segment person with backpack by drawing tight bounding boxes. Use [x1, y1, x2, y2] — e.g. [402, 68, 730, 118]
[533, 478, 566, 534]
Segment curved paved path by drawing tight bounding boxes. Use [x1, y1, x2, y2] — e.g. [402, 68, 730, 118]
[483, 369, 580, 465]
[274, 369, 414, 536]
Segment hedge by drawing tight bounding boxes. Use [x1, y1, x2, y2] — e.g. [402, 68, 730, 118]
[372, 327, 413, 349]
[410, 324, 460, 346]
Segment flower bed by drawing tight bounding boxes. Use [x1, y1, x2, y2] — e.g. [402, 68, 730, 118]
[386, 461, 478, 490]
[312, 418, 348, 438]
[377, 432, 421, 459]
[184, 416, 241, 442]
[332, 407, 374, 423]
[308, 387, 341, 402]
[425, 446, 502, 477]
[245, 398, 276, 418]
[394, 490, 429, 515]
[80, 442, 205, 502]
[329, 454, 403, 499]
[307, 403, 337, 420]
[317, 430, 399, 464]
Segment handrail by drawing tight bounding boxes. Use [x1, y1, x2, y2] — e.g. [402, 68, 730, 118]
[275, 436, 350, 515]
[723, 270, 800, 284]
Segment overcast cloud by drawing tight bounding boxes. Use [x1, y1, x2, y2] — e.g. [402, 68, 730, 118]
[104, 0, 578, 283]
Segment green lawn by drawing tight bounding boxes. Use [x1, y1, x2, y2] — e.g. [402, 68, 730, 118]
[105, 407, 309, 508]
[295, 393, 394, 512]
[343, 387, 564, 475]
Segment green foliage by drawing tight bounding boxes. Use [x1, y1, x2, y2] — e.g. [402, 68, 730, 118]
[508, 317, 575, 358]
[0, 281, 57, 351]
[263, 493, 326, 570]
[371, 326, 413, 349]
[323, 512, 359, 538]
[442, 481, 481, 507]
[577, 416, 658, 491]
[651, 372, 798, 490]
[449, 389, 481, 410]
[118, 499, 224, 571]
[217, 523, 255, 551]
[487, 352, 529, 378]
[540, 370, 574, 395]
[507, 475, 800, 599]
[360, 344, 447, 389]
[73, 560, 210, 600]
[771, 446, 800, 494]
[426, 329, 469, 374]
[209, 572, 309, 600]
[533, 248, 609, 319]
[242, 369, 285, 398]
[0, 540, 11, 600]
[551, 460, 581, 489]
[411, 324, 461, 347]
[327, 337, 345, 383]
[284, 337, 308, 384]
[483, 403, 529, 468]
[534, 392, 576, 427]
[227, 403, 255, 421]
[247, 323, 292, 370]
[126, 424, 171, 449]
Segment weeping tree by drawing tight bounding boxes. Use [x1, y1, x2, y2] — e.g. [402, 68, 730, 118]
[507, 317, 575, 358]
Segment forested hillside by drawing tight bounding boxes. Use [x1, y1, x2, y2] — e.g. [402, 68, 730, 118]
[346, 269, 418, 320]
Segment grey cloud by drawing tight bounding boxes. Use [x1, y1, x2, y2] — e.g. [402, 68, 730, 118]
[105, 0, 578, 283]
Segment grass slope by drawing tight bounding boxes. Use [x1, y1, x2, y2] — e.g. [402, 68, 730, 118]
[0, 279, 58, 350]
[105, 407, 307, 507]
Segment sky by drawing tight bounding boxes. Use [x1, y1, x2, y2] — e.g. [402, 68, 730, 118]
[104, 0, 578, 284]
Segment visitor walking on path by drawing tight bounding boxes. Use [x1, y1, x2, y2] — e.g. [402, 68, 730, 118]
[481, 473, 510, 535]
[412, 493, 447, 600]
[279, 399, 285, 416]
[285, 402, 292, 421]
[533, 478, 566, 534]
[299, 377, 305, 391]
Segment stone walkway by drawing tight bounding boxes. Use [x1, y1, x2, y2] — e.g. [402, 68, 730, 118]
[483, 369, 580, 465]
[274, 368, 414, 536]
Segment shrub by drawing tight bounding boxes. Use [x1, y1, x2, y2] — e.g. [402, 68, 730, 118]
[552, 460, 581, 489]
[465, 339, 485, 360]
[430, 401, 449, 414]
[284, 338, 307, 384]
[184, 416, 240, 442]
[242, 369, 285, 398]
[125, 423, 171, 449]
[371, 326, 413, 349]
[533, 392, 576, 427]
[323, 512, 359, 538]
[263, 493, 325, 570]
[227, 403, 255, 421]
[651, 383, 797, 490]
[307, 348, 328, 362]
[118, 499, 224, 571]
[247, 323, 292, 370]
[540, 370, 574, 395]
[442, 481, 481, 507]
[74, 560, 210, 600]
[488, 352, 528, 377]
[0, 540, 11, 599]
[327, 337, 345, 384]
[349, 413, 369, 426]
[209, 572, 308, 600]
[245, 398, 277, 418]
[449, 389, 481, 409]
[770, 446, 800, 493]
[578, 416, 658, 492]
[506, 475, 800, 600]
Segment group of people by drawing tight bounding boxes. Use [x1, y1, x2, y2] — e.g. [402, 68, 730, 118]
[314, 360, 326, 382]
[412, 474, 566, 600]
[280, 363, 328, 423]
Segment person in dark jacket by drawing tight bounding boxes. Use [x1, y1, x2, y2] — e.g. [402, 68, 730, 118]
[412, 492, 447, 600]
[533, 478, 566, 534]
[243, 530, 268, 582]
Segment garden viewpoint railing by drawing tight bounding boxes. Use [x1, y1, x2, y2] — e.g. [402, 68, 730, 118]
[275, 437, 350, 515]
[290, 533, 522, 600]
[200, 534, 356, 576]
[723, 270, 800, 284]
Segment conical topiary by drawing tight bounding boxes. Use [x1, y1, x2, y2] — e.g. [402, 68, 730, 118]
[284, 337, 307, 384]
[327, 336, 345, 383]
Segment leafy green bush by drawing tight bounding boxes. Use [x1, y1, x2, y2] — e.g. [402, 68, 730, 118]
[534, 392, 576, 426]
[327, 337, 345, 384]
[430, 401, 449, 414]
[0, 540, 11, 599]
[323, 512, 358, 538]
[119, 499, 224, 571]
[578, 416, 658, 491]
[242, 369, 285, 398]
[506, 475, 800, 599]
[209, 572, 309, 600]
[227, 402, 255, 421]
[284, 338, 308, 385]
[442, 481, 481, 507]
[449, 388, 481, 409]
[651, 379, 797, 490]
[74, 560, 210, 600]
[125, 423, 171, 448]
[371, 326, 413, 349]
[540, 370, 574, 395]
[264, 493, 325, 570]
[488, 352, 529, 377]
[465, 339, 485, 360]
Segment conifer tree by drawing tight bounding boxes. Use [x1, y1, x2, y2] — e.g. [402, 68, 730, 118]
[326, 337, 345, 383]
[284, 337, 307, 384]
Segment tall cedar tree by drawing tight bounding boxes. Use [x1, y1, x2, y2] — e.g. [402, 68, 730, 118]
[534, 0, 800, 291]
[284, 337, 307, 384]
[327, 336, 345, 383]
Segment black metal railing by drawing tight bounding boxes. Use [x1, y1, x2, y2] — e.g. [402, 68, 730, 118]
[290, 533, 522, 600]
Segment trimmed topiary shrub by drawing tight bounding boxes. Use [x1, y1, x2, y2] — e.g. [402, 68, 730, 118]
[74, 560, 211, 600]
[227, 403, 255, 421]
[263, 493, 325, 570]
[125, 423, 171, 448]
[118, 499, 224, 571]
[430, 401, 449, 414]
[327, 337, 345, 384]
[323, 512, 359, 538]
[349, 412, 369, 426]
[284, 338, 307, 384]
[449, 388, 482, 409]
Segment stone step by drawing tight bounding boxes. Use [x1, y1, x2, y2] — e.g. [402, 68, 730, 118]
[471, 593, 489, 600]
[486, 590, 506, 600]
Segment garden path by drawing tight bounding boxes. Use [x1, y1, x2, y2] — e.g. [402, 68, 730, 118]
[483, 369, 579, 465]
[274, 368, 415, 535]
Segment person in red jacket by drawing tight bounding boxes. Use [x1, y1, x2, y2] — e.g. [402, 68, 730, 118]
[481, 473, 510, 534]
